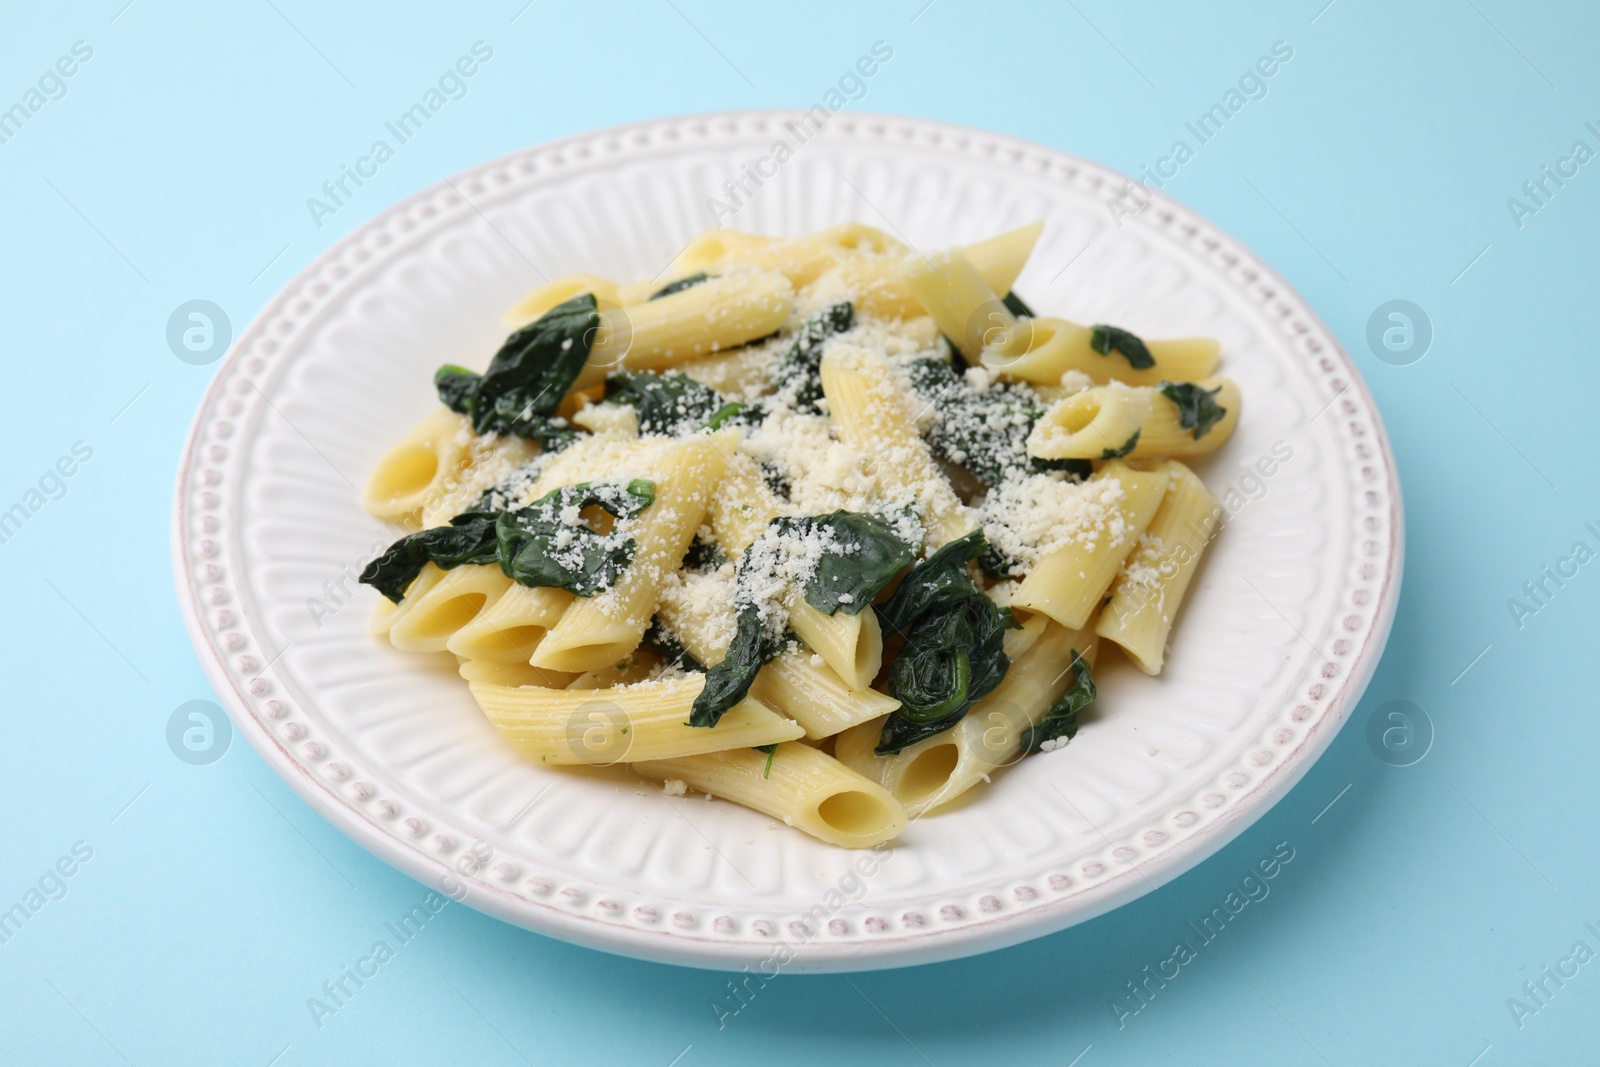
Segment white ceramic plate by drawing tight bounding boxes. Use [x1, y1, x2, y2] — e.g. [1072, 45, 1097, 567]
[172, 111, 1401, 972]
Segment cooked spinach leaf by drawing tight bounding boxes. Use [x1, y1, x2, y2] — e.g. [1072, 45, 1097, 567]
[1001, 290, 1035, 318]
[359, 511, 500, 603]
[650, 272, 710, 300]
[905, 358, 1078, 487]
[1032, 456, 1094, 480]
[606, 371, 725, 436]
[642, 615, 705, 673]
[690, 603, 782, 727]
[436, 294, 599, 441]
[1089, 324, 1155, 370]
[771, 302, 853, 411]
[1019, 650, 1096, 754]
[359, 478, 654, 604]
[1158, 380, 1227, 439]
[496, 480, 656, 596]
[768, 511, 916, 617]
[874, 530, 1017, 754]
[756, 743, 777, 778]
[433, 364, 480, 412]
[690, 510, 918, 728]
[706, 401, 765, 431]
[681, 530, 727, 573]
[1100, 429, 1141, 459]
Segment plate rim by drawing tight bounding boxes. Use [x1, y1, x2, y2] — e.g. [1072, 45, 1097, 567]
[171, 108, 1404, 971]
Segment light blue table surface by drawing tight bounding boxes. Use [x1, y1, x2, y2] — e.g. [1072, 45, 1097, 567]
[4, 1, 1597, 1063]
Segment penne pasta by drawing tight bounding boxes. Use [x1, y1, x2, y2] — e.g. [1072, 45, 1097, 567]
[900, 247, 1028, 363]
[635, 741, 907, 848]
[446, 582, 572, 664]
[835, 619, 1095, 816]
[504, 273, 622, 329]
[575, 271, 794, 388]
[363, 408, 476, 523]
[470, 675, 803, 764]
[961, 221, 1044, 297]
[820, 343, 973, 548]
[1027, 377, 1240, 461]
[981, 317, 1220, 387]
[1095, 461, 1222, 674]
[386, 563, 510, 653]
[749, 651, 902, 739]
[786, 600, 883, 691]
[456, 657, 579, 689]
[1011, 460, 1170, 630]
[532, 432, 734, 672]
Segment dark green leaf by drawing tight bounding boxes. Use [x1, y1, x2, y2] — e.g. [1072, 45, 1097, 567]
[437, 293, 600, 437]
[771, 302, 853, 410]
[642, 616, 706, 673]
[1089, 324, 1155, 370]
[1032, 456, 1094, 480]
[1100, 428, 1141, 459]
[1001, 290, 1035, 318]
[433, 365, 481, 412]
[875, 530, 986, 635]
[768, 511, 916, 617]
[681, 530, 727, 573]
[1019, 650, 1096, 754]
[690, 604, 782, 727]
[979, 542, 1020, 581]
[875, 707, 969, 755]
[606, 371, 726, 436]
[874, 531, 1018, 754]
[359, 511, 500, 603]
[904, 358, 1079, 486]
[1157, 380, 1227, 439]
[649, 272, 711, 299]
[495, 480, 656, 597]
[756, 743, 777, 778]
[706, 401, 763, 431]
[690, 509, 917, 728]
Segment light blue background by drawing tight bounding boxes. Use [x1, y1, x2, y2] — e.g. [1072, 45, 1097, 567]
[2, 1, 1596, 1064]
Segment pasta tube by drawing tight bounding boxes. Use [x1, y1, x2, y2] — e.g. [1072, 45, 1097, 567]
[363, 408, 476, 523]
[981, 318, 1220, 387]
[820, 344, 973, 548]
[1011, 460, 1169, 629]
[635, 741, 907, 848]
[835, 619, 1095, 816]
[386, 564, 510, 653]
[532, 432, 733, 672]
[575, 270, 794, 388]
[470, 675, 802, 764]
[1095, 461, 1222, 674]
[1027, 377, 1240, 460]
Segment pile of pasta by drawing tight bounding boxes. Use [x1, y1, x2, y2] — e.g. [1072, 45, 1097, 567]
[358, 221, 1237, 848]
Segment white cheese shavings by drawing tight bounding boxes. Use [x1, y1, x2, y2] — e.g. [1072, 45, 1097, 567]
[979, 472, 1129, 570]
